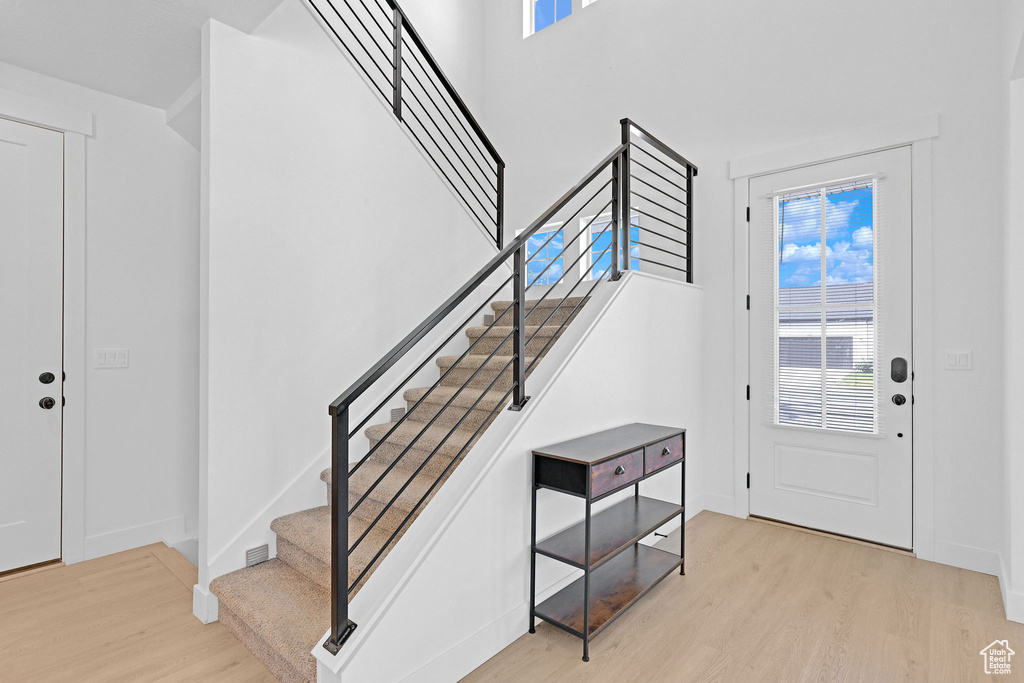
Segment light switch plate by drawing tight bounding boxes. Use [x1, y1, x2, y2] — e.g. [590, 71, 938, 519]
[945, 349, 972, 370]
[95, 348, 129, 369]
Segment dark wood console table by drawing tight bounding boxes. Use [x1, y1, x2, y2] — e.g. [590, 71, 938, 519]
[529, 423, 686, 662]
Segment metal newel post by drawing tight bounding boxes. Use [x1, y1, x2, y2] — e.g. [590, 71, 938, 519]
[324, 406, 356, 654]
[509, 246, 530, 411]
[686, 165, 694, 284]
[497, 162, 505, 249]
[610, 156, 621, 281]
[393, 8, 403, 120]
[620, 120, 632, 275]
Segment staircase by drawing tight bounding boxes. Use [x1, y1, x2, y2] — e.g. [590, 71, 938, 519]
[210, 297, 587, 682]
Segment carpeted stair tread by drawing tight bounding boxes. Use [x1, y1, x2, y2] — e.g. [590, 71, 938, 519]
[490, 297, 587, 312]
[210, 559, 327, 683]
[404, 385, 509, 411]
[366, 419, 477, 450]
[435, 353, 537, 371]
[465, 324, 560, 339]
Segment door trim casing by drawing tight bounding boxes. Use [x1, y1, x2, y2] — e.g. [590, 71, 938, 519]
[0, 88, 92, 565]
[729, 114, 938, 561]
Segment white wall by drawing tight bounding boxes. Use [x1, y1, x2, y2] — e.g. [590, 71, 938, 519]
[0, 62, 201, 559]
[400, 0, 484, 111]
[481, 0, 1009, 575]
[320, 273, 704, 682]
[1003, 0, 1024, 623]
[198, 0, 497, 593]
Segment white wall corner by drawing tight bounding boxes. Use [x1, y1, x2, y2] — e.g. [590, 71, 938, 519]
[84, 515, 188, 561]
[193, 584, 220, 624]
[932, 539, 1004, 579]
[166, 78, 201, 150]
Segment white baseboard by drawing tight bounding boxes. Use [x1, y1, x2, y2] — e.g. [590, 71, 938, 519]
[702, 493, 737, 517]
[193, 584, 220, 624]
[932, 539, 1003, 578]
[83, 515, 187, 561]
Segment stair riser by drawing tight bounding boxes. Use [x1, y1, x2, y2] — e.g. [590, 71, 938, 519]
[493, 306, 581, 327]
[467, 333, 562, 356]
[219, 605, 312, 683]
[439, 365, 515, 391]
[406, 398, 503, 433]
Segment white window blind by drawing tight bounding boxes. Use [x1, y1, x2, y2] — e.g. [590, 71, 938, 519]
[771, 179, 879, 433]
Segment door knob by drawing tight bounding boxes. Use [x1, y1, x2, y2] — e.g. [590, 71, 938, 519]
[39, 397, 56, 410]
[39, 372, 55, 385]
[614, 465, 626, 475]
[892, 394, 907, 406]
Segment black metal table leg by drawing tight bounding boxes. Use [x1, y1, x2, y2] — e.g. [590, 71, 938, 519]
[530, 466, 537, 634]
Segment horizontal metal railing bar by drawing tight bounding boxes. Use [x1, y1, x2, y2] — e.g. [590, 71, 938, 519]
[632, 224, 688, 248]
[522, 179, 611, 265]
[526, 201, 612, 290]
[388, 0, 503, 166]
[635, 255, 688, 273]
[348, 322, 517, 528]
[630, 157, 688, 195]
[400, 56, 498, 193]
[349, 294, 516, 479]
[329, 143, 628, 414]
[401, 76, 498, 209]
[631, 174, 686, 206]
[622, 118, 698, 174]
[631, 206, 688, 233]
[525, 227, 611, 330]
[402, 108, 497, 230]
[633, 238, 686, 260]
[631, 190, 688, 222]
[347, 274, 512, 443]
[631, 144, 689, 183]
[324, 0, 393, 67]
[349, 354, 518, 588]
[402, 43, 496, 176]
[526, 258, 612, 373]
[310, 0, 392, 102]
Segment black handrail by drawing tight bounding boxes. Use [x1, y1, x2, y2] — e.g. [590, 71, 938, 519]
[324, 122, 697, 655]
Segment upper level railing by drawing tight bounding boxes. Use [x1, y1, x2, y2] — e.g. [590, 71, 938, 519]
[306, 0, 505, 247]
[322, 120, 696, 653]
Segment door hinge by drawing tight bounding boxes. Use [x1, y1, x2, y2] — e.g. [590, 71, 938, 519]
[746, 207, 750, 222]
[746, 385, 750, 401]
[746, 473, 750, 489]
[746, 295, 750, 310]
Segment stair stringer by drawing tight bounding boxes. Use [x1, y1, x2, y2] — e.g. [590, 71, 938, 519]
[313, 272, 706, 681]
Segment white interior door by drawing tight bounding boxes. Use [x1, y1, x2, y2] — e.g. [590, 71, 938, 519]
[748, 146, 913, 549]
[0, 117, 64, 573]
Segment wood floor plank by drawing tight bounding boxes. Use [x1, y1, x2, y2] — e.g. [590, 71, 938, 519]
[464, 512, 1024, 682]
[0, 543, 274, 682]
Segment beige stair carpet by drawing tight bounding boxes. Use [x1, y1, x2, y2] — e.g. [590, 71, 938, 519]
[210, 297, 587, 681]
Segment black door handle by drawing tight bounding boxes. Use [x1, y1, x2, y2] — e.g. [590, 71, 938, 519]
[892, 394, 907, 406]
[39, 397, 56, 410]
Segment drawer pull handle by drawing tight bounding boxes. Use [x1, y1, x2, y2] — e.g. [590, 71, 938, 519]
[614, 465, 626, 475]
[662, 447, 672, 456]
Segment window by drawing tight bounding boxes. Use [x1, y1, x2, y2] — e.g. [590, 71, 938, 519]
[587, 218, 639, 280]
[776, 180, 876, 433]
[525, 225, 565, 286]
[528, 0, 571, 35]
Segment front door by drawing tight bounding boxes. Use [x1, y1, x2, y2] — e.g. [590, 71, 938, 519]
[0, 117, 64, 573]
[748, 146, 913, 549]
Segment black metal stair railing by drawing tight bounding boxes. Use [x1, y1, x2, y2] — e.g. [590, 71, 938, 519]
[323, 121, 697, 654]
[306, 0, 505, 247]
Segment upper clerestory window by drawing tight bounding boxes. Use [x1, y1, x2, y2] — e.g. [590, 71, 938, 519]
[528, 0, 571, 36]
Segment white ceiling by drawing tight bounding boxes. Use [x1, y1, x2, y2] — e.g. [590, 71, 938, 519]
[0, 0, 283, 109]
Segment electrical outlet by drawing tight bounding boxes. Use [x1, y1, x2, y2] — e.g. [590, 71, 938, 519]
[95, 348, 129, 369]
[945, 349, 972, 371]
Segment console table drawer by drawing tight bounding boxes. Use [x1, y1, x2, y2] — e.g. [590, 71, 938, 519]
[591, 449, 643, 497]
[645, 435, 684, 475]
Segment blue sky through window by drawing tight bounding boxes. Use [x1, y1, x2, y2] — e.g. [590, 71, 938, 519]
[534, 0, 572, 33]
[591, 224, 640, 280]
[527, 228, 564, 286]
[778, 187, 874, 290]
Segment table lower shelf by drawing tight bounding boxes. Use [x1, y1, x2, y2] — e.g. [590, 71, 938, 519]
[533, 543, 682, 638]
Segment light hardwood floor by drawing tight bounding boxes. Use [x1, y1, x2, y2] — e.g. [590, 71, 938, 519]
[0, 543, 273, 682]
[465, 511, 1024, 682]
